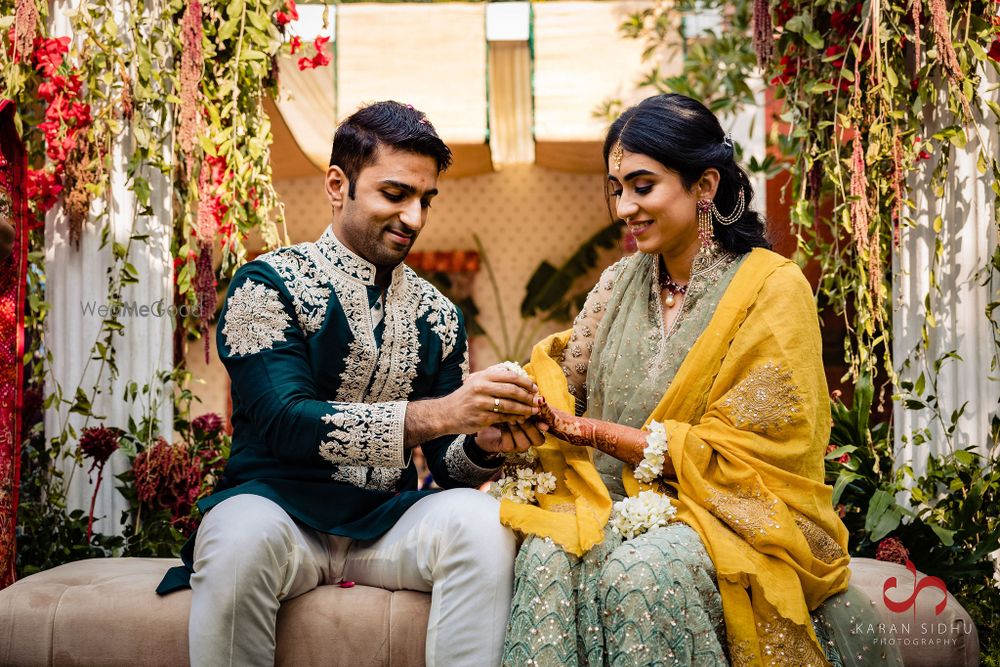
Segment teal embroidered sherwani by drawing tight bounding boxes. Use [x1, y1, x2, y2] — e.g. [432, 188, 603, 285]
[158, 227, 501, 593]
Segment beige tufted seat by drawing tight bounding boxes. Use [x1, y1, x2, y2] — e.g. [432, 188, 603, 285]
[0, 556, 979, 666]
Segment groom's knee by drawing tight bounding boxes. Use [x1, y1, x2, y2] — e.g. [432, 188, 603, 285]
[439, 489, 516, 569]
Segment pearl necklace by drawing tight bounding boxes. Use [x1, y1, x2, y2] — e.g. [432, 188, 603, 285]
[658, 268, 688, 308]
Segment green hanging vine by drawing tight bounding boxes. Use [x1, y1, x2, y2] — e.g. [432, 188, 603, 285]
[1, 0, 325, 568]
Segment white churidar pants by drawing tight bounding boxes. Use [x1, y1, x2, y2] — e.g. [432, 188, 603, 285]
[188, 489, 516, 667]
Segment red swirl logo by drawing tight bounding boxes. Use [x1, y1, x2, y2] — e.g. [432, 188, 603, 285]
[882, 559, 948, 618]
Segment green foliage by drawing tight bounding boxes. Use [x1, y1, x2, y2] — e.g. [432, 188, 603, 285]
[826, 372, 1000, 662]
[828, 373, 1000, 579]
[825, 373, 899, 544]
[16, 369, 231, 572]
[602, 0, 782, 180]
[16, 425, 124, 576]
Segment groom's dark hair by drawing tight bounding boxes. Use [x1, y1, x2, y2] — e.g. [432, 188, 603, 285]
[329, 101, 453, 199]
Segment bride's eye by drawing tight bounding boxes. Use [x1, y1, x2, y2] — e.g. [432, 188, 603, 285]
[635, 185, 653, 195]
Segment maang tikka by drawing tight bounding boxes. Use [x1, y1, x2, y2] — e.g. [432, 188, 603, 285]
[610, 116, 635, 171]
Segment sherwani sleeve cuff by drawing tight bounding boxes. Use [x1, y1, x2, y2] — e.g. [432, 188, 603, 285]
[442, 435, 503, 486]
[318, 400, 408, 468]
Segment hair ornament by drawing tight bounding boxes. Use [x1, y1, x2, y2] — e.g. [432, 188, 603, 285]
[611, 115, 636, 171]
[711, 186, 745, 226]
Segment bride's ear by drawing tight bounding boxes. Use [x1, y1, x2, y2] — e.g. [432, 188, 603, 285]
[696, 168, 721, 201]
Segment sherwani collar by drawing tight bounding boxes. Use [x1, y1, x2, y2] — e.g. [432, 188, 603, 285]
[316, 226, 406, 288]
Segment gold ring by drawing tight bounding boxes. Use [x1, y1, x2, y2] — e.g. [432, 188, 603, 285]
[493, 398, 501, 413]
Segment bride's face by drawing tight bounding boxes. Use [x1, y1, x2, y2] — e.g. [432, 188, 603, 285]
[608, 150, 701, 258]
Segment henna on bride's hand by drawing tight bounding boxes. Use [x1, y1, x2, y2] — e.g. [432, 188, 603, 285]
[534, 398, 647, 465]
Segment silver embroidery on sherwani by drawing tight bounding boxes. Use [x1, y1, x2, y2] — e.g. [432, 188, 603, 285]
[319, 401, 407, 468]
[443, 436, 500, 485]
[222, 280, 291, 356]
[301, 230, 463, 491]
[367, 466, 404, 491]
[259, 247, 331, 334]
[307, 243, 378, 404]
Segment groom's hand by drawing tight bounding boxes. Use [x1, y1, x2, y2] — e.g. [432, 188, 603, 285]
[438, 364, 541, 435]
[474, 421, 548, 454]
[405, 365, 541, 446]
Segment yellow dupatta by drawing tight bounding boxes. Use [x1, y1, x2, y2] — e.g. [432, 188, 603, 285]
[500, 249, 850, 667]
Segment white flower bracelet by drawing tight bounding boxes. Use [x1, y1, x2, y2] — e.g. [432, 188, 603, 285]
[633, 420, 669, 484]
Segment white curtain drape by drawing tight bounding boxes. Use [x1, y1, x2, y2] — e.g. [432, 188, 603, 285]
[45, 0, 174, 536]
[892, 74, 1000, 472]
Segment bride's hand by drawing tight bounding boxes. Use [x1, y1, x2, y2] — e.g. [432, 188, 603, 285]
[537, 400, 573, 433]
[536, 398, 594, 448]
[536, 398, 650, 467]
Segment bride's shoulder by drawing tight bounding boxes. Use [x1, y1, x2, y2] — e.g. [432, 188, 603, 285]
[594, 254, 638, 291]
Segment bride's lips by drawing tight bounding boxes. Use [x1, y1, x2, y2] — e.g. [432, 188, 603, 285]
[627, 220, 654, 236]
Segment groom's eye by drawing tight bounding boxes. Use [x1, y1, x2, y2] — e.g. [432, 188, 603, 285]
[383, 191, 405, 202]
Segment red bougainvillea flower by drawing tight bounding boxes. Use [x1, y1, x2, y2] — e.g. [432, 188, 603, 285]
[32, 35, 71, 77]
[875, 537, 910, 565]
[825, 443, 851, 464]
[824, 45, 846, 69]
[275, 0, 299, 26]
[297, 35, 332, 71]
[830, 4, 862, 37]
[25, 168, 63, 212]
[78, 426, 122, 472]
[289, 35, 302, 54]
[913, 136, 932, 161]
[773, 0, 795, 28]
[769, 55, 798, 86]
[989, 38, 1000, 62]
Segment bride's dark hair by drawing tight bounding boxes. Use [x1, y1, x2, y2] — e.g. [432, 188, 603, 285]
[603, 93, 770, 254]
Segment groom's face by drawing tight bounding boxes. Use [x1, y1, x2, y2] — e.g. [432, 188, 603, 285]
[326, 146, 439, 270]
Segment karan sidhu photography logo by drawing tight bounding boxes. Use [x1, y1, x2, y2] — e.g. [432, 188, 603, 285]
[855, 559, 975, 648]
[80, 299, 206, 319]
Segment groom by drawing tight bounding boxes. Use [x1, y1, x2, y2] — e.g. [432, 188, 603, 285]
[158, 101, 546, 666]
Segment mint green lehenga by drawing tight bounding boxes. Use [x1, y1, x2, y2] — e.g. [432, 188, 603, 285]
[501, 253, 903, 667]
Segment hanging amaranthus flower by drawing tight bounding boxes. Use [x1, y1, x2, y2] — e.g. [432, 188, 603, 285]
[751, 0, 773, 69]
[849, 136, 871, 256]
[12, 0, 39, 63]
[179, 0, 204, 178]
[928, 0, 962, 82]
[194, 240, 216, 361]
[63, 140, 95, 249]
[78, 426, 122, 542]
[911, 0, 923, 67]
[193, 154, 228, 360]
[120, 70, 134, 122]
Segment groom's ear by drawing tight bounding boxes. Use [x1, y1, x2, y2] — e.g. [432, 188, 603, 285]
[326, 166, 349, 209]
